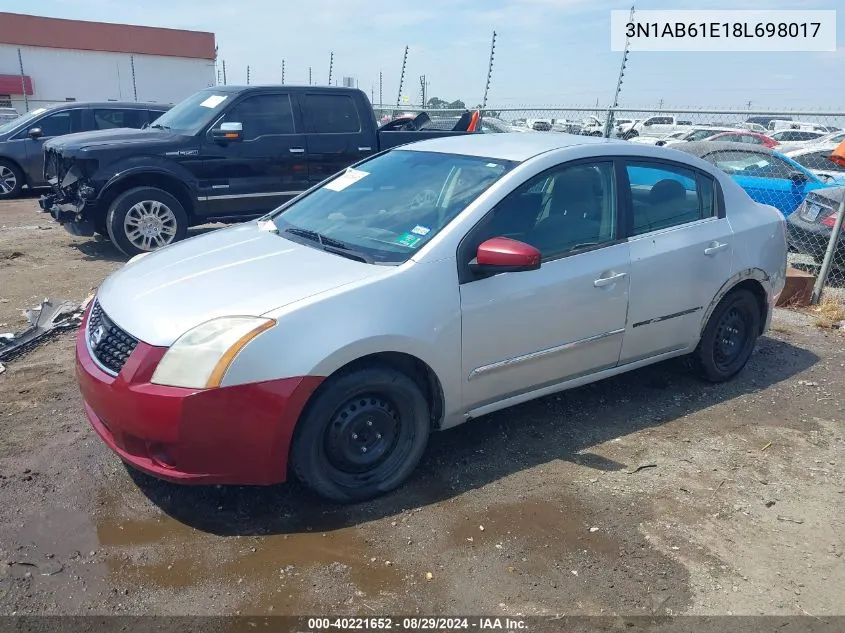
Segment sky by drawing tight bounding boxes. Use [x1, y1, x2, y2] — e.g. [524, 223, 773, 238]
[7, 0, 845, 111]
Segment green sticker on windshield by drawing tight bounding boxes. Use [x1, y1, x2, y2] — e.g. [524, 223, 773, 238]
[395, 232, 422, 248]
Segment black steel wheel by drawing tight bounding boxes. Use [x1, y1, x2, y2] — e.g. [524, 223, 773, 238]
[693, 288, 761, 382]
[291, 366, 431, 503]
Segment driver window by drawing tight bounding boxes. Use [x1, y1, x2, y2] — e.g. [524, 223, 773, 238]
[220, 94, 295, 140]
[482, 161, 617, 260]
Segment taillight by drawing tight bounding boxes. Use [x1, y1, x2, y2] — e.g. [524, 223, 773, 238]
[821, 214, 842, 229]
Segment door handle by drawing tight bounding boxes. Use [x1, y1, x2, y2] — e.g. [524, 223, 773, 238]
[704, 242, 728, 256]
[594, 272, 627, 288]
[289, 148, 305, 154]
[358, 146, 372, 151]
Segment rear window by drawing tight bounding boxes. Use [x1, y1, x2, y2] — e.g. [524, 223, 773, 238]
[303, 94, 362, 134]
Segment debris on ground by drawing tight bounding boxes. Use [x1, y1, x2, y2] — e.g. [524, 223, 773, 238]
[0, 297, 90, 363]
[626, 463, 658, 475]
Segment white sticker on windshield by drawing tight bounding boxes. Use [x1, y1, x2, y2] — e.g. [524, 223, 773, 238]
[411, 225, 431, 236]
[324, 168, 369, 192]
[200, 95, 227, 108]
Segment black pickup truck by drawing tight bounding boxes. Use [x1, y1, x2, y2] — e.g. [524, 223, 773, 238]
[39, 85, 475, 256]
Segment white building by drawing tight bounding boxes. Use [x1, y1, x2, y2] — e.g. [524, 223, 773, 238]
[0, 12, 216, 113]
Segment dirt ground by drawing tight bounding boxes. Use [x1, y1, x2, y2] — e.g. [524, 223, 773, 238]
[0, 196, 843, 618]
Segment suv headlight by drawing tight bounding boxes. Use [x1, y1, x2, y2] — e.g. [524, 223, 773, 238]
[151, 316, 276, 389]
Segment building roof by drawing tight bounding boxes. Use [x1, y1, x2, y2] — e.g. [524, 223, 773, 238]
[0, 12, 215, 60]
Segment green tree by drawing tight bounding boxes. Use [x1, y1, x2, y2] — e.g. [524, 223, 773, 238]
[426, 97, 448, 109]
[447, 99, 466, 110]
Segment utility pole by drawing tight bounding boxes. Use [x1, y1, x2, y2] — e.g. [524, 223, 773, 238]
[17, 48, 29, 111]
[396, 46, 408, 109]
[308, 67, 312, 85]
[746, 100, 752, 109]
[379, 71, 383, 107]
[419, 75, 427, 108]
[604, 4, 635, 137]
[222, 59, 227, 85]
[328, 51, 334, 86]
[658, 98, 664, 109]
[246, 65, 250, 85]
[281, 59, 285, 84]
[480, 30, 497, 115]
[130, 54, 138, 101]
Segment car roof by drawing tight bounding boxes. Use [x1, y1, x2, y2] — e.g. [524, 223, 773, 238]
[32, 101, 169, 111]
[400, 132, 624, 162]
[786, 144, 839, 156]
[672, 141, 777, 158]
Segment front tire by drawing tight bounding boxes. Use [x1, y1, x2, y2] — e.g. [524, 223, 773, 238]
[693, 289, 761, 382]
[0, 159, 24, 200]
[106, 186, 188, 256]
[291, 366, 431, 503]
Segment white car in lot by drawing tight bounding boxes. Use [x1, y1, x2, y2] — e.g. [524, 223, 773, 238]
[76, 134, 787, 502]
[766, 129, 829, 153]
[786, 144, 845, 183]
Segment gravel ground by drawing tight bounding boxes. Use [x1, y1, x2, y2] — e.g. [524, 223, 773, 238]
[1, 197, 843, 617]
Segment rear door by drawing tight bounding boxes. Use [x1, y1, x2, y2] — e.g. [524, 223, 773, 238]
[299, 91, 371, 186]
[88, 107, 147, 131]
[18, 107, 85, 187]
[620, 159, 733, 363]
[199, 91, 310, 218]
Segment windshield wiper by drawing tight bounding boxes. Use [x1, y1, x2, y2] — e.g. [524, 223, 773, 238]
[283, 227, 374, 263]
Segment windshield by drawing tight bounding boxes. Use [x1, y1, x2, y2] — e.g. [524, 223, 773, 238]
[271, 149, 517, 264]
[148, 90, 232, 134]
[0, 107, 47, 135]
[684, 128, 725, 141]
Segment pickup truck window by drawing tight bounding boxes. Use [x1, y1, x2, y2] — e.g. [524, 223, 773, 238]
[149, 90, 230, 134]
[220, 94, 295, 139]
[302, 94, 362, 134]
[273, 149, 516, 264]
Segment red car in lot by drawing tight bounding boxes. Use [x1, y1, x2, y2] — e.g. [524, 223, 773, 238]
[705, 131, 779, 148]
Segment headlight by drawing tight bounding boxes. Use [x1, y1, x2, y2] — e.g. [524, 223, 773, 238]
[151, 316, 276, 389]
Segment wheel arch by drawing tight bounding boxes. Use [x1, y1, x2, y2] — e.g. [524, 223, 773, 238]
[700, 269, 771, 337]
[302, 350, 446, 432]
[99, 171, 195, 222]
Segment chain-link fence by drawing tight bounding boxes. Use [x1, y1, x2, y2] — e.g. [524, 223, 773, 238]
[375, 105, 845, 301]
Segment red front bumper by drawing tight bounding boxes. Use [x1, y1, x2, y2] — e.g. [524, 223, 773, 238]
[75, 306, 323, 485]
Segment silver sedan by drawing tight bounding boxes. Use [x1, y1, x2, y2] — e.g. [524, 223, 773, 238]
[77, 133, 787, 502]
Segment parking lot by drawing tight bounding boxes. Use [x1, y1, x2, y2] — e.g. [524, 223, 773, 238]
[1, 196, 843, 616]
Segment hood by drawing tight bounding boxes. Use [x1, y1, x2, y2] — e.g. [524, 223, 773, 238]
[45, 128, 187, 153]
[96, 223, 392, 346]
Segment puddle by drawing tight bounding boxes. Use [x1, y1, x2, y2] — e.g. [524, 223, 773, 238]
[9, 507, 109, 607]
[448, 497, 619, 558]
[93, 487, 405, 613]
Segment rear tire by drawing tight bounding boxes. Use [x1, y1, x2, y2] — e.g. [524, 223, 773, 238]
[0, 159, 24, 200]
[106, 186, 188, 257]
[692, 289, 761, 382]
[291, 366, 431, 503]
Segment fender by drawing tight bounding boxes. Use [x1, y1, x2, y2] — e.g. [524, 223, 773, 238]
[699, 268, 772, 335]
[93, 155, 199, 202]
[308, 334, 445, 383]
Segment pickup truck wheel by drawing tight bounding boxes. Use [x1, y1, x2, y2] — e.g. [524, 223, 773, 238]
[106, 187, 188, 256]
[0, 160, 23, 199]
[291, 366, 431, 503]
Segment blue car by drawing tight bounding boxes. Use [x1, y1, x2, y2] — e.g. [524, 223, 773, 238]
[671, 141, 845, 216]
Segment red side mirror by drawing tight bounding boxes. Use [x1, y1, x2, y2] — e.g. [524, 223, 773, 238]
[471, 237, 541, 275]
